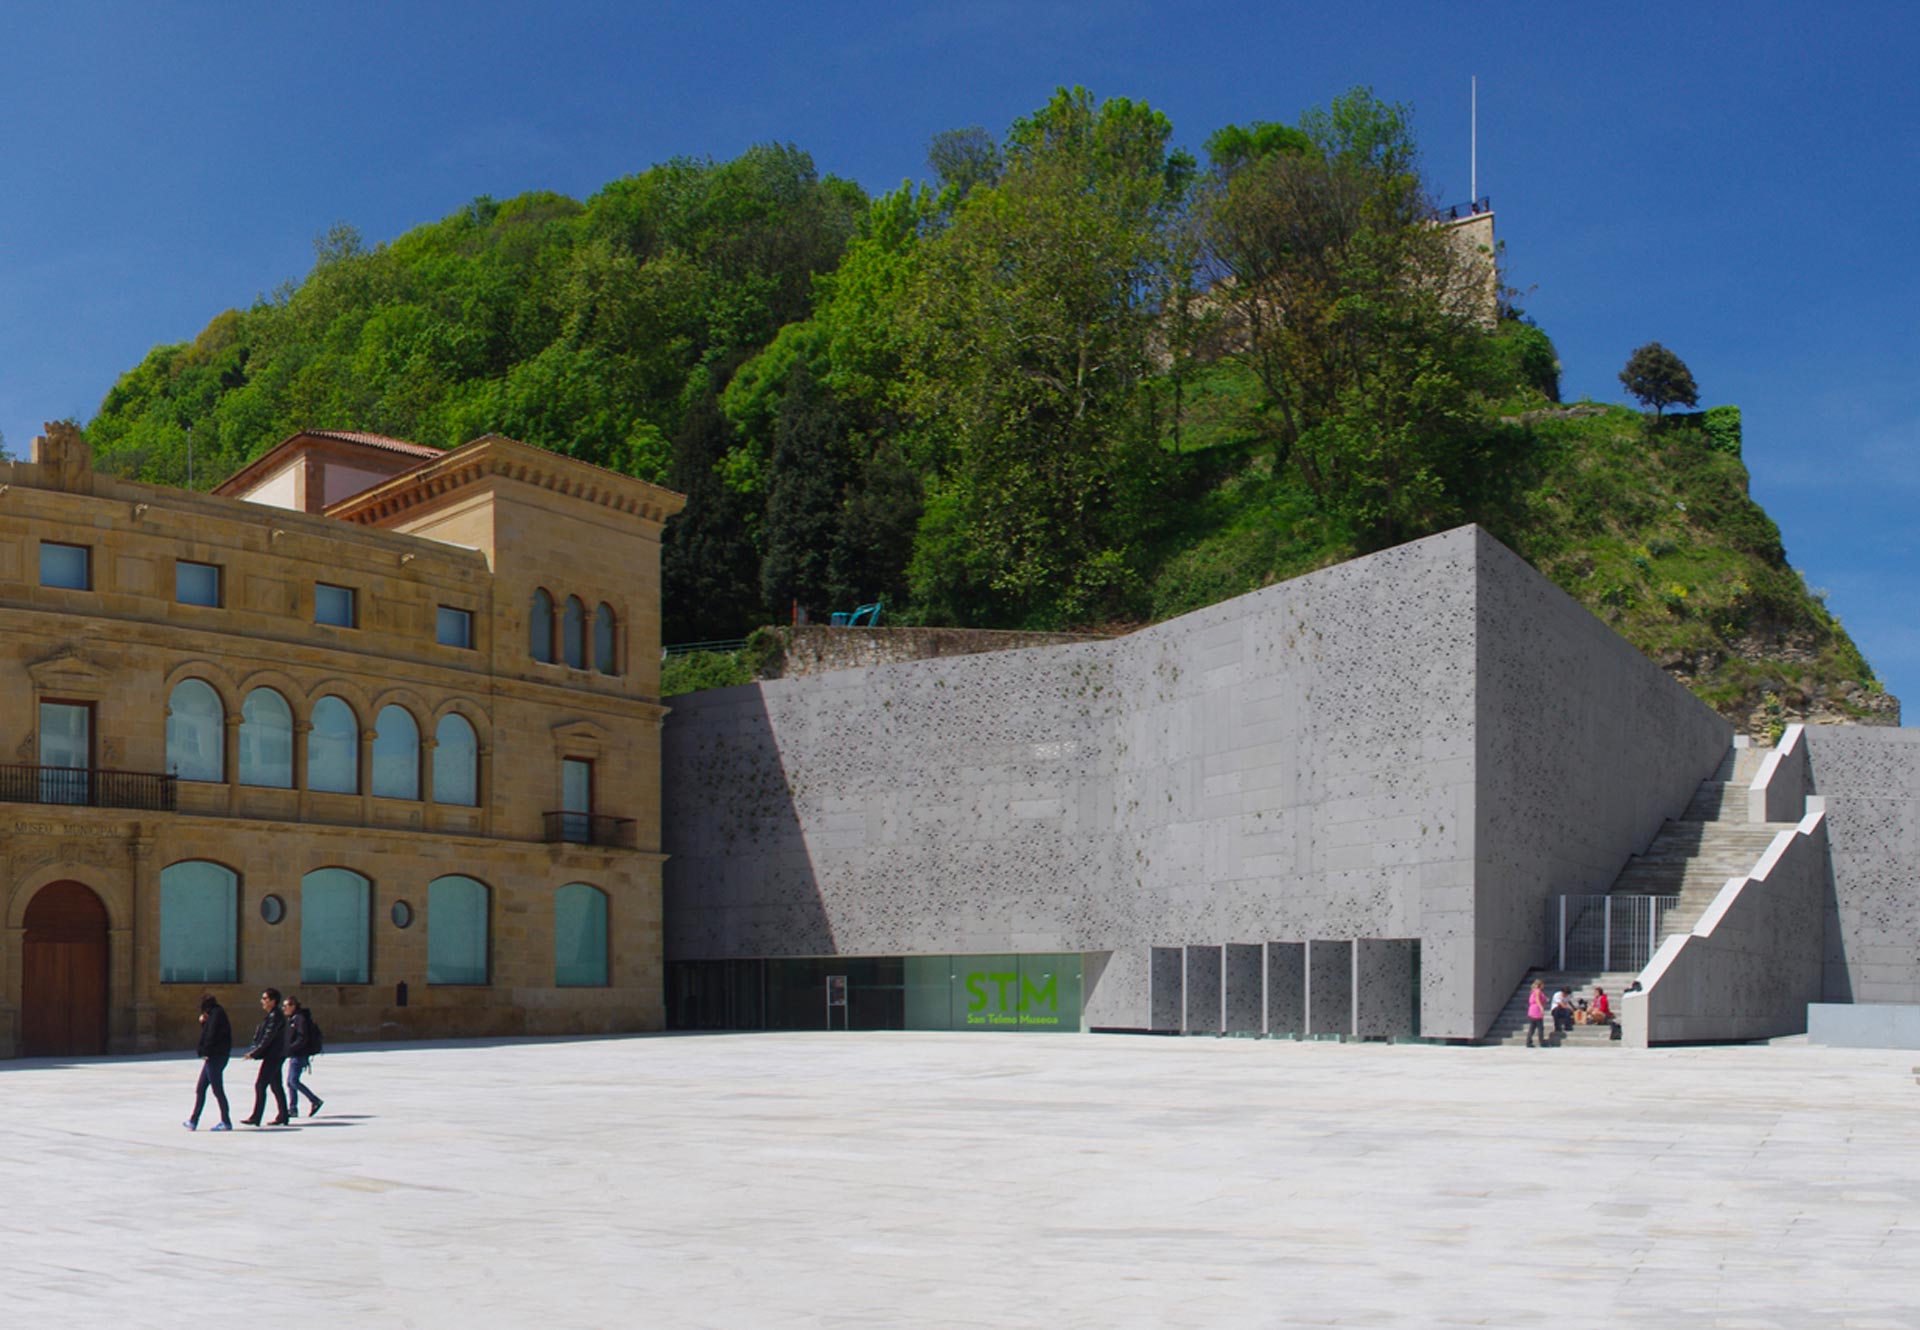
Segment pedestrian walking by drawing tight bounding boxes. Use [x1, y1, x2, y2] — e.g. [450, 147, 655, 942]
[240, 987, 290, 1127]
[1525, 979, 1547, 1048]
[183, 994, 234, 1131]
[281, 995, 324, 1119]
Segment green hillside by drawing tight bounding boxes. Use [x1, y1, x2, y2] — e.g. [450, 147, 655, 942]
[84, 87, 1889, 732]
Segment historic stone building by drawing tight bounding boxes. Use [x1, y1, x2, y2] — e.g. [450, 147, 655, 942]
[0, 425, 682, 1057]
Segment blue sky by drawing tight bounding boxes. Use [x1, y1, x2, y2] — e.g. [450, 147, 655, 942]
[3, 2, 1915, 713]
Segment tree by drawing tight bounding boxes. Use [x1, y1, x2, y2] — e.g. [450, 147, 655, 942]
[661, 387, 763, 642]
[759, 361, 849, 618]
[1196, 88, 1499, 547]
[1619, 342, 1699, 418]
[901, 87, 1191, 625]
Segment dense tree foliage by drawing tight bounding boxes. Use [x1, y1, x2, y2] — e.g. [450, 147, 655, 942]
[96, 81, 1848, 733]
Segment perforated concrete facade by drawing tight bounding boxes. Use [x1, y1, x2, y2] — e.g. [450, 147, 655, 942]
[1805, 728, 1920, 1003]
[664, 526, 1733, 1040]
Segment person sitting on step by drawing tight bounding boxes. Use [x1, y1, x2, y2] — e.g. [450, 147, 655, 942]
[1589, 987, 1614, 1025]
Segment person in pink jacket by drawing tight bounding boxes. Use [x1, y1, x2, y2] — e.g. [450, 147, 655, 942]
[1525, 979, 1547, 1048]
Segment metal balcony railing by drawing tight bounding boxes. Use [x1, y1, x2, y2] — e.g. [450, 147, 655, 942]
[0, 763, 179, 812]
[543, 811, 637, 849]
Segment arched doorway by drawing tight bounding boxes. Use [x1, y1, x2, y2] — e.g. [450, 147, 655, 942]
[21, 881, 109, 1057]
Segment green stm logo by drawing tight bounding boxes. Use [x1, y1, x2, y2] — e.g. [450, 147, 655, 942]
[964, 971, 1059, 1027]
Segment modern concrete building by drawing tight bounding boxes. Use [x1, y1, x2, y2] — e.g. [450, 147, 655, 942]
[664, 525, 1920, 1044]
[0, 424, 682, 1057]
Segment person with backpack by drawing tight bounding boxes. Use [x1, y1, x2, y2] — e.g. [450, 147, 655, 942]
[281, 994, 325, 1119]
[183, 993, 234, 1131]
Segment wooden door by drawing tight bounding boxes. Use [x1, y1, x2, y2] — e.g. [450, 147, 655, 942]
[21, 881, 109, 1056]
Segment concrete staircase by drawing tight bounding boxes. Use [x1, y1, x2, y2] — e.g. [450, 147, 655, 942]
[1607, 744, 1795, 936]
[1482, 744, 1794, 1047]
[1481, 970, 1637, 1046]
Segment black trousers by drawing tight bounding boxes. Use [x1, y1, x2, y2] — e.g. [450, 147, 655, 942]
[249, 1056, 288, 1122]
[192, 1057, 231, 1125]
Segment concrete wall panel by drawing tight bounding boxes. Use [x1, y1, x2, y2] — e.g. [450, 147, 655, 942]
[1222, 943, 1263, 1033]
[1266, 942, 1306, 1037]
[1354, 938, 1418, 1039]
[1307, 940, 1353, 1037]
[1805, 727, 1920, 1004]
[1149, 947, 1182, 1033]
[1183, 945, 1222, 1034]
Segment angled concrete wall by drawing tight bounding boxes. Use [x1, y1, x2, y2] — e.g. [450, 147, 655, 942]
[663, 525, 1730, 1039]
[1621, 810, 1827, 1045]
[666, 526, 1482, 1032]
[1804, 727, 1920, 1003]
[1471, 531, 1731, 1037]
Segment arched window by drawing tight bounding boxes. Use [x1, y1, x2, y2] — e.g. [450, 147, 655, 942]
[554, 883, 609, 987]
[433, 713, 478, 807]
[530, 588, 554, 663]
[308, 696, 359, 794]
[563, 596, 586, 669]
[301, 867, 370, 984]
[428, 875, 489, 985]
[593, 603, 618, 675]
[371, 705, 419, 800]
[159, 860, 237, 982]
[166, 679, 224, 782]
[238, 688, 293, 788]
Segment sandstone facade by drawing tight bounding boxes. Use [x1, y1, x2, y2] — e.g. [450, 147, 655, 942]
[0, 426, 681, 1057]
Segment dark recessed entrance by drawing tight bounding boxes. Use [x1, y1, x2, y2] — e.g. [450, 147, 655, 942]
[21, 880, 109, 1057]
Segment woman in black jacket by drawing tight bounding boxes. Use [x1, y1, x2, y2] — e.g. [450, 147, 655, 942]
[183, 994, 233, 1131]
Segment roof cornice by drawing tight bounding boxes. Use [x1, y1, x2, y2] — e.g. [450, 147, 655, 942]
[324, 434, 686, 527]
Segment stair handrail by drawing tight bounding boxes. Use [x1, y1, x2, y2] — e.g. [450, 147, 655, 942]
[1748, 723, 1809, 824]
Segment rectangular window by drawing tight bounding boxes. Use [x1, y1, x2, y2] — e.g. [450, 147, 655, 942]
[314, 583, 356, 628]
[561, 758, 593, 843]
[39, 542, 91, 590]
[436, 606, 474, 649]
[38, 701, 92, 805]
[175, 561, 222, 607]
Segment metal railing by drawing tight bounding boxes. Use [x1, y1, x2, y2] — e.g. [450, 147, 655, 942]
[1436, 196, 1493, 221]
[662, 638, 748, 658]
[0, 763, 179, 812]
[542, 811, 637, 849]
[1553, 894, 1680, 973]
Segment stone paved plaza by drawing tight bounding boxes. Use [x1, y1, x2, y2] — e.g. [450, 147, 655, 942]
[2, 1032, 1916, 1328]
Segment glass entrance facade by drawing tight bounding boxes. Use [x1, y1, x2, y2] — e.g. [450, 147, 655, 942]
[669, 953, 1085, 1033]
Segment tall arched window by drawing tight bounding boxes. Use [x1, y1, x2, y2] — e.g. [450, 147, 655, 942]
[301, 867, 370, 984]
[433, 713, 478, 807]
[166, 679, 224, 782]
[554, 883, 609, 987]
[563, 596, 586, 669]
[593, 603, 618, 675]
[428, 875, 490, 985]
[308, 696, 359, 794]
[238, 688, 293, 788]
[530, 588, 554, 663]
[159, 860, 237, 982]
[372, 705, 419, 800]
